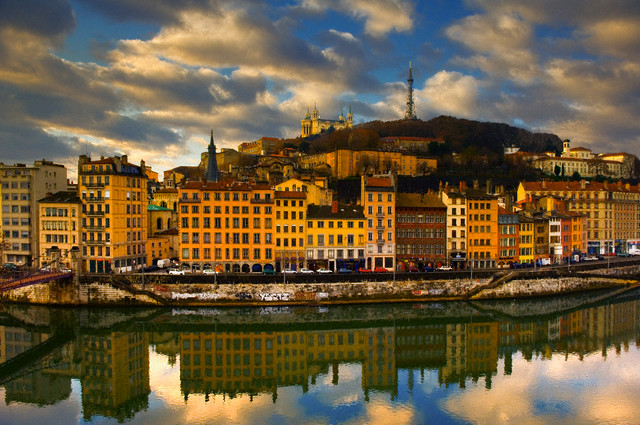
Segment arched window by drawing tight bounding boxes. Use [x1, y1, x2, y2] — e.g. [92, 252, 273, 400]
[167, 218, 171, 229]
[157, 218, 162, 230]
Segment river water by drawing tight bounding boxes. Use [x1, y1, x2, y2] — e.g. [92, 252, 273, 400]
[1, 288, 639, 425]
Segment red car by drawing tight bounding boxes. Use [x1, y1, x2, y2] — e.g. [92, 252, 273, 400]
[359, 268, 372, 273]
[373, 267, 388, 273]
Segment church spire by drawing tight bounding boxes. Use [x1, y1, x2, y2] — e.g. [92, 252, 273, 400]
[404, 61, 417, 120]
[205, 128, 220, 182]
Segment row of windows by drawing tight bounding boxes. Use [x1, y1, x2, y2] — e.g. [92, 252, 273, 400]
[307, 249, 365, 259]
[397, 214, 445, 223]
[182, 232, 273, 245]
[396, 229, 445, 239]
[0, 181, 30, 189]
[182, 192, 272, 202]
[181, 217, 273, 229]
[182, 247, 273, 260]
[2, 193, 30, 201]
[308, 220, 360, 229]
[367, 193, 394, 203]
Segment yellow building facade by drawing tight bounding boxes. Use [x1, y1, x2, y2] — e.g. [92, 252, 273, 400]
[78, 155, 148, 273]
[466, 190, 499, 268]
[299, 149, 436, 179]
[37, 191, 81, 269]
[274, 190, 306, 271]
[178, 180, 275, 273]
[306, 203, 366, 271]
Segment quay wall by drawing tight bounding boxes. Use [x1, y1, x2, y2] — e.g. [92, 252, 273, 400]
[1, 271, 637, 306]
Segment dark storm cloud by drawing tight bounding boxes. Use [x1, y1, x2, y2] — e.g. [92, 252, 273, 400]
[0, 0, 75, 38]
[76, 0, 215, 25]
[0, 123, 76, 164]
[100, 114, 180, 147]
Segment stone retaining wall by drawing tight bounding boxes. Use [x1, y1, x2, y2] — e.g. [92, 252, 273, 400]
[1, 274, 636, 306]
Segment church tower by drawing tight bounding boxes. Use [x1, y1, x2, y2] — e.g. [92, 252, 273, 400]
[205, 128, 220, 182]
[404, 62, 417, 120]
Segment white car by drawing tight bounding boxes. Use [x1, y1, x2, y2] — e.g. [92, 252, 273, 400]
[203, 268, 218, 275]
[316, 268, 333, 274]
[283, 268, 297, 274]
[437, 266, 453, 271]
[168, 268, 184, 275]
[299, 268, 314, 274]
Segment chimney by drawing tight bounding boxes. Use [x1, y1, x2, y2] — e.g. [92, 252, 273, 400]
[332, 200, 338, 214]
[541, 180, 547, 189]
[473, 179, 479, 189]
[121, 154, 128, 164]
[580, 179, 586, 189]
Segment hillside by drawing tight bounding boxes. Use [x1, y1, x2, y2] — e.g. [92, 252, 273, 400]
[356, 116, 563, 155]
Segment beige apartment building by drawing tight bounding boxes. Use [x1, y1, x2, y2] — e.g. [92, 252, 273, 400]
[0, 160, 67, 266]
[37, 191, 81, 269]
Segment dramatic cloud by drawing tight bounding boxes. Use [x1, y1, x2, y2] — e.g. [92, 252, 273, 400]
[1, 0, 639, 175]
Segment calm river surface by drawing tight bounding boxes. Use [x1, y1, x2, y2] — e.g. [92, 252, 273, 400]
[1, 288, 639, 425]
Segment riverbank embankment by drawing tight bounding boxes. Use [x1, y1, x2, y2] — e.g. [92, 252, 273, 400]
[1, 265, 639, 306]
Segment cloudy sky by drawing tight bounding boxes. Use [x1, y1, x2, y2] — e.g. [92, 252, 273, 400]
[1, 0, 639, 179]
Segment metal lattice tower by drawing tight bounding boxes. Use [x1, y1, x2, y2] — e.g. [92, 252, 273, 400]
[404, 62, 417, 120]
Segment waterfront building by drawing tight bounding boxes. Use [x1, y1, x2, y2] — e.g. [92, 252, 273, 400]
[568, 211, 588, 253]
[298, 149, 436, 179]
[497, 207, 519, 268]
[305, 202, 366, 272]
[301, 103, 353, 137]
[0, 160, 67, 267]
[274, 190, 307, 271]
[37, 191, 81, 269]
[395, 193, 446, 270]
[533, 214, 551, 264]
[361, 175, 396, 271]
[517, 214, 535, 265]
[440, 190, 468, 269]
[178, 180, 275, 273]
[518, 180, 640, 254]
[466, 189, 500, 269]
[77, 155, 148, 273]
[275, 178, 333, 206]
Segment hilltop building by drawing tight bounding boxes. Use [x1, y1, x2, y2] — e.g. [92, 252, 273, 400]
[531, 139, 637, 179]
[301, 103, 353, 137]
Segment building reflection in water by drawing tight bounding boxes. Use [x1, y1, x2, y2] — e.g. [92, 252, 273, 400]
[0, 293, 638, 420]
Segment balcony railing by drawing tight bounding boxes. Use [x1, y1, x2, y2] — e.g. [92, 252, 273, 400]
[85, 210, 105, 216]
[83, 197, 104, 203]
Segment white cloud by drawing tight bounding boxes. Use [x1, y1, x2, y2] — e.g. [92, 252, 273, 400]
[418, 71, 480, 118]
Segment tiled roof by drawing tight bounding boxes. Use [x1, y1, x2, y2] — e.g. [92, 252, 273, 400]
[366, 177, 392, 187]
[37, 191, 81, 204]
[396, 193, 445, 209]
[521, 181, 640, 193]
[274, 191, 306, 199]
[307, 204, 365, 219]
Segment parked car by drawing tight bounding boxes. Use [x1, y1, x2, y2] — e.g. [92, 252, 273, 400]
[283, 268, 297, 274]
[168, 268, 184, 275]
[423, 266, 436, 272]
[437, 266, 453, 271]
[581, 255, 598, 262]
[299, 268, 314, 274]
[317, 268, 333, 274]
[202, 268, 218, 275]
[263, 268, 276, 275]
[407, 266, 419, 272]
[373, 267, 388, 273]
[510, 262, 523, 269]
[2, 263, 18, 271]
[338, 268, 352, 274]
[358, 268, 372, 273]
